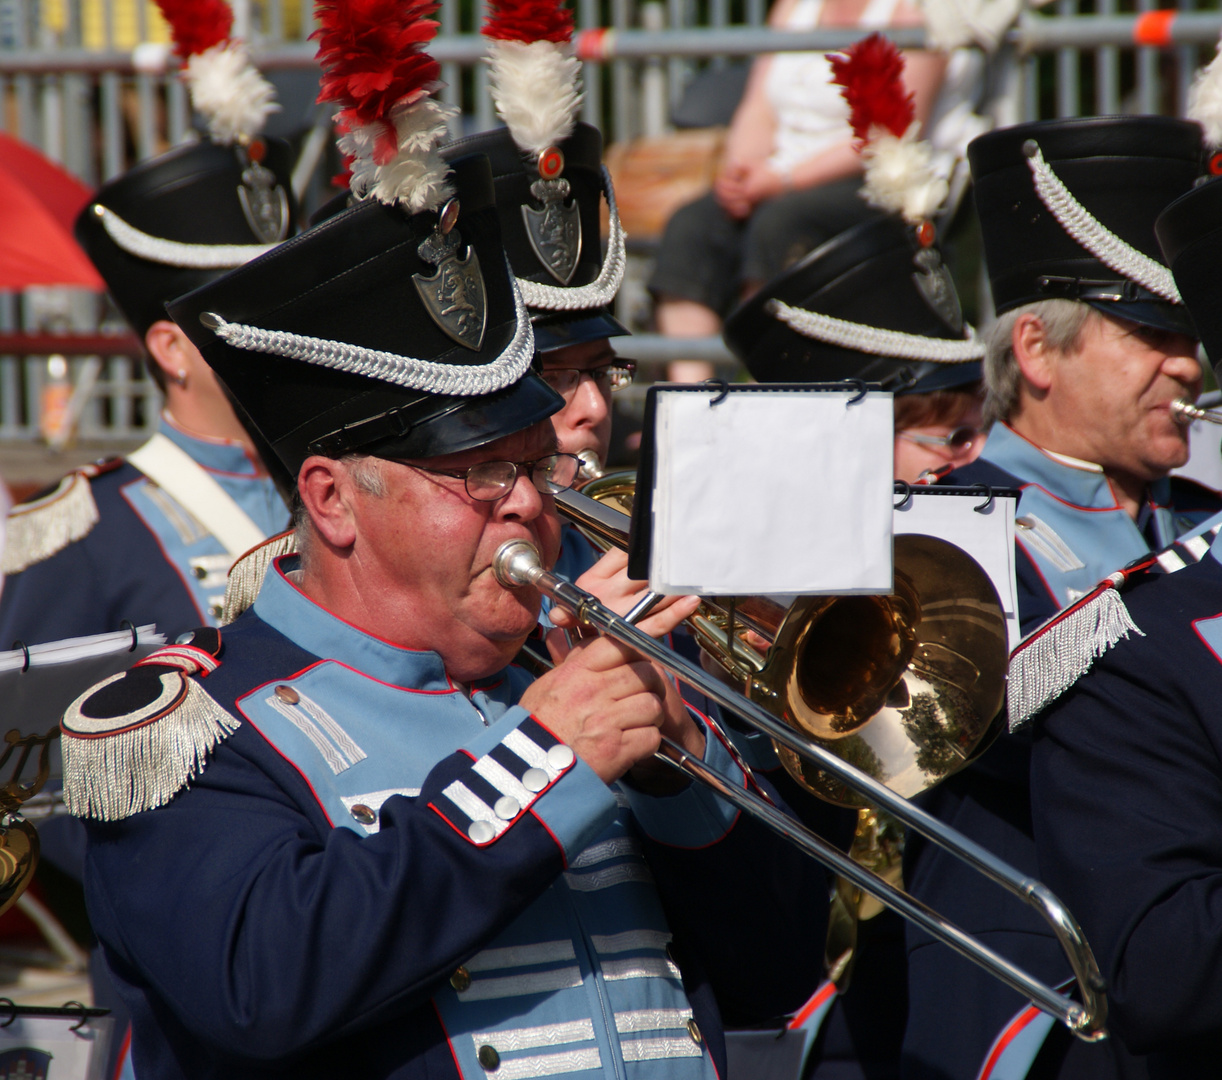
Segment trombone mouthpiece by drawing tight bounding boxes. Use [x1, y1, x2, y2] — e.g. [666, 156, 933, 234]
[576, 450, 604, 482]
[1171, 399, 1215, 425]
[494, 539, 544, 589]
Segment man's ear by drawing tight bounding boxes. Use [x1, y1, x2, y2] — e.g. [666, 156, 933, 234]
[298, 456, 358, 551]
[144, 320, 194, 387]
[1012, 313, 1055, 392]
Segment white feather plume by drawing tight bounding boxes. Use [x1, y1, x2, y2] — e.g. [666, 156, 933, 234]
[341, 97, 459, 213]
[184, 41, 279, 145]
[861, 121, 950, 225]
[487, 40, 582, 157]
[1189, 36, 1222, 150]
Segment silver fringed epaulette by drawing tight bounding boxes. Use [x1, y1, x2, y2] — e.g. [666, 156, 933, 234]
[1, 469, 103, 574]
[1007, 563, 1151, 731]
[220, 530, 297, 624]
[61, 627, 238, 821]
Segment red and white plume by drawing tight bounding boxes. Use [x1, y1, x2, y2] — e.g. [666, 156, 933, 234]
[313, 0, 456, 212]
[484, 0, 583, 157]
[154, 0, 277, 145]
[1189, 33, 1222, 151]
[829, 33, 947, 225]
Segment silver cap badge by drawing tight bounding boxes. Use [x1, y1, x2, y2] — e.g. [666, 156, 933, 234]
[236, 139, 290, 245]
[413, 199, 488, 352]
[521, 147, 582, 285]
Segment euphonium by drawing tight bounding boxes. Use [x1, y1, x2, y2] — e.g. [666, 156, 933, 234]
[560, 468, 1009, 808]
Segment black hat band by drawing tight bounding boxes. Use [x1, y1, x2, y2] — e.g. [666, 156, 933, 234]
[198, 284, 536, 398]
[1024, 139, 1182, 304]
[93, 204, 278, 269]
[515, 166, 625, 313]
[766, 299, 986, 363]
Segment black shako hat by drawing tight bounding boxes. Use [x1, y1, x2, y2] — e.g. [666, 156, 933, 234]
[1157, 176, 1222, 364]
[723, 215, 984, 394]
[75, 137, 297, 340]
[968, 115, 1204, 336]
[441, 123, 628, 352]
[168, 154, 562, 478]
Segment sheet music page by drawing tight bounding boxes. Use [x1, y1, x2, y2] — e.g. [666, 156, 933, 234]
[894, 493, 1020, 651]
[650, 388, 894, 594]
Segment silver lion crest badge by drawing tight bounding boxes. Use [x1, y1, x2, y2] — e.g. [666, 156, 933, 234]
[413, 199, 487, 351]
[521, 146, 582, 285]
[236, 139, 290, 245]
[912, 245, 964, 335]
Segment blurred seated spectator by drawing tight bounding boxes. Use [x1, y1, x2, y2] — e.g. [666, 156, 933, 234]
[650, 0, 945, 381]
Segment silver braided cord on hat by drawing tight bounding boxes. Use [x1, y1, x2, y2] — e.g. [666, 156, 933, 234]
[94, 205, 277, 269]
[515, 167, 626, 311]
[767, 299, 986, 362]
[202, 270, 536, 395]
[1024, 141, 1182, 304]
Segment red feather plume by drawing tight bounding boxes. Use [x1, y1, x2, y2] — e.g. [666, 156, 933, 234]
[154, 0, 233, 60]
[312, 0, 442, 135]
[828, 33, 914, 143]
[484, 0, 574, 44]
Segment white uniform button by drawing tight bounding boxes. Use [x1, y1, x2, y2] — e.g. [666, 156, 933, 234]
[468, 820, 496, 844]
[547, 745, 576, 770]
[494, 796, 519, 820]
[522, 767, 549, 793]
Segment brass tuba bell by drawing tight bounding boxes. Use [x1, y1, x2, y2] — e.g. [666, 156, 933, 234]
[563, 471, 1008, 807]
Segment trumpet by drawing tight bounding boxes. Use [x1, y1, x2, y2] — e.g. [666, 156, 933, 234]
[494, 536, 1108, 1040]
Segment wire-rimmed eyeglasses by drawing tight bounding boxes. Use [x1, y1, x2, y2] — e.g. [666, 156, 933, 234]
[540, 361, 637, 398]
[400, 453, 583, 502]
[897, 426, 981, 453]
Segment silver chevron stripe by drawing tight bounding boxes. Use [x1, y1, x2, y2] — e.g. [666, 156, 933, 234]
[266, 696, 348, 775]
[565, 863, 654, 892]
[516, 167, 626, 312]
[473, 754, 534, 805]
[470, 1019, 594, 1051]
[1017, 513, 1085, 575]
[458, 966, 583, 1001]
[570, 837, 640, 868]
[621, 1036, 703, 1061]
[591, 930, 672, 955]
[441, 781, 508, 838]
[615, 1008, 693, 1033]
[467, 1048, 603, 1078]
[296, 695, 365, 766]
[502, 728, 560, 779]
[601, 956, 682, 982]
[466, 940, 576, 972]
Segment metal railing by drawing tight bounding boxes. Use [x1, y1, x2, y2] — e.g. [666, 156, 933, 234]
[0, 0, 1217, 443]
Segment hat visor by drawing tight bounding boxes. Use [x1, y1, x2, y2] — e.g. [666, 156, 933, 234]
[361, 372, 565, 461]
[901, 360, 983, 396]
[531, 309, 630, 353]
[1086, 298, 1198, 339]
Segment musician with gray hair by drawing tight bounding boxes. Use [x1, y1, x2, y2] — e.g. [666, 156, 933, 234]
[902, 116, 1222, 1080]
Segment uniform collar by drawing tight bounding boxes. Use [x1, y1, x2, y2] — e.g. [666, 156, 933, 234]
[252, 555, 460, 691]
[159, 414, 262, 477]
[982, 422, 1170, 510]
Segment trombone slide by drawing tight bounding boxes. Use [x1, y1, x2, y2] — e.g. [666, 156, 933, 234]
[495, 538, 1107, 1041]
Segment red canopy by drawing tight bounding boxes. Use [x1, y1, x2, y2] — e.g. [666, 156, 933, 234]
[0, 132, 104, 290]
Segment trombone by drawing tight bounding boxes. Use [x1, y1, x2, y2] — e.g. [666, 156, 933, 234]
[494, 494, 1108, 1041]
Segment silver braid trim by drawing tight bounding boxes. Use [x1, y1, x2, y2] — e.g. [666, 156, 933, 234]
[95, 205, 276, 269]
[516, 166, 626, 311]
[1025, 142, 1181, 304]
[767, 299, 986, 363]
[205, 276, 536, 395]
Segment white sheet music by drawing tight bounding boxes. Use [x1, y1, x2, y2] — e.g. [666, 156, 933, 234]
[894, 491, 1020, 651]
[649, 388, 895, 595]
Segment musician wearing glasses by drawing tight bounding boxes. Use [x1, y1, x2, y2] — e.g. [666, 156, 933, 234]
[60, 155, 833, 1080]
[898, 118, 1222, 1080]
[1026, 167, 1222, 1080]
